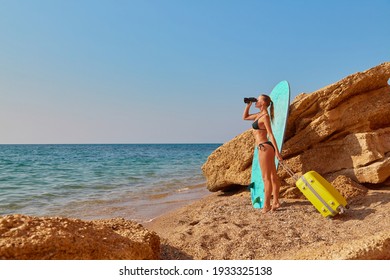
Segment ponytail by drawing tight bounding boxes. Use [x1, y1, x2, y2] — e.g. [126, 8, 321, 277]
[261, 94, 274, 122]
[270, 101, 274, 123]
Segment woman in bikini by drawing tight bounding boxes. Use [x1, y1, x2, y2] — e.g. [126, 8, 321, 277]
[242, 94, 283, 213]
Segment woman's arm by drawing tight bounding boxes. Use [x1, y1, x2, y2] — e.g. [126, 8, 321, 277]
[242, 103, 257, 120]
[263, 115, 283, 160]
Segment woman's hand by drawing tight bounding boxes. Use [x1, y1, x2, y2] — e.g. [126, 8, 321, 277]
[243, 102, 255, 120]
[276, 152, 283, 161]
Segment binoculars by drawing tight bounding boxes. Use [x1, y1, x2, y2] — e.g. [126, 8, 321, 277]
[244, 97, 258, 104]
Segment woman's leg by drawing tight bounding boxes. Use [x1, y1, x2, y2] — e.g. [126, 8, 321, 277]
[270, 163, 281, 210]
[258, 146, 275, 213]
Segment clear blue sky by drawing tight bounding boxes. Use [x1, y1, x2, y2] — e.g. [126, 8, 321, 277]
[1, 0, 389, 144]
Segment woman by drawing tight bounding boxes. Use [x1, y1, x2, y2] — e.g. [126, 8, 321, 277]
[242, 94, 283, 213]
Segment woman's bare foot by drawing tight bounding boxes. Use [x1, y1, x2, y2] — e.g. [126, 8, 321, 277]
[272, 199, 280, 211]
[262, 206, 272, 213]
[272, 202, 281, 211]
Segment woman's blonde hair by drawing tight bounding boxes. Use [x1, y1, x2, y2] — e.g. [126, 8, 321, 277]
[261, 94, 274, 122]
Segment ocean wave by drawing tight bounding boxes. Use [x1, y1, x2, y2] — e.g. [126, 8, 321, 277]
[0, 144, 220, 220]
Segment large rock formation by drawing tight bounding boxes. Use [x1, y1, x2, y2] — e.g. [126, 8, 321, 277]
[0, 214, 160, 260]
[202, 62, 390, 197]
[201, 131, 254, 191]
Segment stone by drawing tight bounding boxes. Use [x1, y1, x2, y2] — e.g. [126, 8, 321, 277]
[283, 86, 390, 158]
[279, 129, 390, 184]
[0, 215, 160, 260]
[201, 130, 254, 192]
[329, 175, 368, 202]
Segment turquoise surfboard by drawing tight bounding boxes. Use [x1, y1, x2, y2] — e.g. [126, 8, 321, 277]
[249, 80, 290, 208]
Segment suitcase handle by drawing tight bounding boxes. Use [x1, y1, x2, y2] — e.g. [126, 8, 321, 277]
[279, 161, 300, 181]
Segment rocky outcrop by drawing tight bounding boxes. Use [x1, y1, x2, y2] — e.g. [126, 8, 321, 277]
[0, 215, 160, 260]
[202, 62, 390, 196]
[286, 230, 390, 260]
[201, 131, 254, 191]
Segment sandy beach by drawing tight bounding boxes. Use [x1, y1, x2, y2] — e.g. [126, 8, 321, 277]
[144, 185, 390, 260]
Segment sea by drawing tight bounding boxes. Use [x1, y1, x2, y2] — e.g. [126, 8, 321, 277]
[0, 144, 221, 223]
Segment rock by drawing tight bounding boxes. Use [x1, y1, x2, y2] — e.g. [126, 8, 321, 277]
[0, 215, 160, 260]
[344, 231, 390, 260]
[280, 128, 390, 183]
[288, 231, 390, 260]
[201, 131, 254, 192]
[329, 175, 368, 202]
[202, 62, 390, 194]
[283, 86, 390, 158]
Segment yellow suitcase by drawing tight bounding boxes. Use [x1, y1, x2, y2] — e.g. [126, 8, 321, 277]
[281, 163, 348, 218]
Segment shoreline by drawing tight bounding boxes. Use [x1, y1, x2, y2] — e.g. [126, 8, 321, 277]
[135, 184, 211, 223]
[0, 183, 212, 224]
